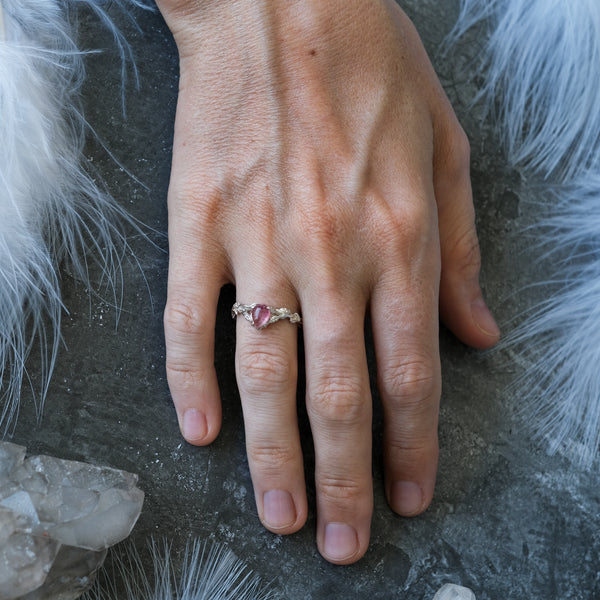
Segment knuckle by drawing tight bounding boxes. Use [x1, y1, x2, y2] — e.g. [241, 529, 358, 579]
[237, 346, 295, 395]
[299, 203, 336, 241]
[370, 207, 401, 248]
[383, 357, 438, 405]
[164, 301, 207, 338]
[247, 443, 297, 473]
[317, 475, 364, 504]
[365, 199, 435, 265]
[386, 201, 435, 253]
[386, 428, 436, 455]
[164, 301, 213, 391]
[310, 375, 366, 424]
[165, 356, 208, 391]
[399, 197, 432, 227]
[287, 199, 352, 289]
[293, 194, 350, 256]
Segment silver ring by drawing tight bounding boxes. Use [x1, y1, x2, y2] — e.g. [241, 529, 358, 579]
[231, 302, 302, 330]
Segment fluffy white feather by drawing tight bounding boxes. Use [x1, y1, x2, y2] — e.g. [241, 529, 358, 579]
[450, 0, 600, 179]
[85, 540, 277, 600]
[0, 0, 150, 435]
[451, 0, 600, 466]
[506, 178, 600, 465]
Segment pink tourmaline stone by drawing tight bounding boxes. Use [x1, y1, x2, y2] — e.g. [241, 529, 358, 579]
[251, 304, 271, 329]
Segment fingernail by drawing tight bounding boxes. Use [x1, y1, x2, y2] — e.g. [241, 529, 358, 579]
[182, 409, 207, 442]
[471, 296, 500, 339]
[324, 523, 358, 562]
[263, 490, 296, 530]
[391, 481, 423, 516]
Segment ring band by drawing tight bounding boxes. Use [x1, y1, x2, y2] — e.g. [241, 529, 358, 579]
[232, 302, 302, 330]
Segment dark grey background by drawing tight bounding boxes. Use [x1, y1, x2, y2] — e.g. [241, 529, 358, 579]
[8, 2, 599, 599]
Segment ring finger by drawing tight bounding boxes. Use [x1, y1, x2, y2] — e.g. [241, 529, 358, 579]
[234, 271, 307, 534]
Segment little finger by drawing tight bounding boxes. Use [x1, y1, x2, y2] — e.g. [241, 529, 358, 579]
[371, 263, 441, 518]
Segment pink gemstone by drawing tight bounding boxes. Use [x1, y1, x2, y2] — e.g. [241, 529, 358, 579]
[251, 304, 271, 329]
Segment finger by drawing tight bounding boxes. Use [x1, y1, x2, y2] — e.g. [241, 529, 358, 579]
[371, 254, 441, 519]
[434, 123, 500, 349]
[234, 275, 307, 535]
[367, 189, 441, 518]
[164, 192, 226, 446]
[302, 288, 373, 565]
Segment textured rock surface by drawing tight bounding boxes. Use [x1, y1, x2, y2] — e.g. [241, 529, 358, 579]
[0, 442, 143, 599]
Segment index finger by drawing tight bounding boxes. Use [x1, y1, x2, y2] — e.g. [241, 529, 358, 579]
[164, 184, 228, 446]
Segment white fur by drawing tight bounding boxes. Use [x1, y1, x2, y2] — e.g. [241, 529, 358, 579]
[85, 540, 277, 600]
[450, 0, 600, 179]
[506, 178, 600, 465]
[451, 0, 600, 466]
[0, 0, 150, 435]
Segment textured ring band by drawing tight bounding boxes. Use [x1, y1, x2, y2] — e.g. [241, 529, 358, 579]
[231, 302, 302, 330]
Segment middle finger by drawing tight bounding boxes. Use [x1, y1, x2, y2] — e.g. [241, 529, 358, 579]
[302, 286, 373, 565]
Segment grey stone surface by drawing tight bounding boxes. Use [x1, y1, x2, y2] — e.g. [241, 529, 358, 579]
[5, 2, 600, 599]
[0, 442, 143, 599]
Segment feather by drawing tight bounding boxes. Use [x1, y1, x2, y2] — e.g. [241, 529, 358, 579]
[450, 0, 600, 466]
[505, 178, 600, 465]
[84, 540, 278, 600]
[0, 0, 151, 435]
[449, 0, 600, 180]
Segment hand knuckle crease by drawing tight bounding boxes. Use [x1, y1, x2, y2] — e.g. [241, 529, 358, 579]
[164, 302, 206, 336]
[248, 445, 295, 469]
[238, 348, 293, 391]
[319, 476, 363, 501]
[311, 377, 364, 421]
[386, 359, 436, 401]
[165, 360, 205, 388]
[387, 435, 431, 454]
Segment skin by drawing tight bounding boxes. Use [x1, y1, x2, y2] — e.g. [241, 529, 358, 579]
[154, 0, 500, 565]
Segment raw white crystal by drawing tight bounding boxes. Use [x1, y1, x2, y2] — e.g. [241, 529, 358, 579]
[433, 583, 476, 600]
[0, 442, 26, 477]
[0, 506, 60, 599]
[0, 441, 144, 599]
[0, 490, 40, 524]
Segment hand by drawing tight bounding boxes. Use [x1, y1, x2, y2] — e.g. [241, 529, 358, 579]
[155, 0, 499, 564]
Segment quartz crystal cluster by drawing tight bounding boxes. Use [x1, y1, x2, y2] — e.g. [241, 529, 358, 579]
[0, 442, 144, 599]
[433, 584, 476, 600]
